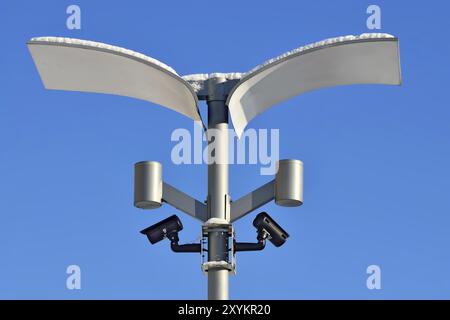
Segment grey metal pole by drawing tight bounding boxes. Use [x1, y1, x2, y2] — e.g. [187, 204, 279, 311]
[206, 76, 230, 300]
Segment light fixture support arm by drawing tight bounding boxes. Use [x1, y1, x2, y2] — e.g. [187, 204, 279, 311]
[230, 180, 276, 222]
[162, 182, 207, 222]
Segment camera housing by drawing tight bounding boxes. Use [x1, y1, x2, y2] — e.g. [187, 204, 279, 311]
[140, 214, 183, 244]
[253, 212, 289, 247]
[140, 215, 201, 253]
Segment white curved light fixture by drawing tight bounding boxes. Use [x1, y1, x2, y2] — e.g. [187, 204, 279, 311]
[27, 37, 202, 123]
[227, 33, 402, 138]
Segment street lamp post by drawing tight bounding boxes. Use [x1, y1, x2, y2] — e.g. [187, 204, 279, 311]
[28, 33, 401, 300]
[206, 76, 231, 300]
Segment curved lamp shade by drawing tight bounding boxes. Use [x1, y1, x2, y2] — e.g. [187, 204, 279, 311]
[27, 37, 202, 123]
[227, 34, 402, 138]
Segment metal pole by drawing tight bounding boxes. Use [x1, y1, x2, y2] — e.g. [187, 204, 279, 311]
[206, 76, 230, 300]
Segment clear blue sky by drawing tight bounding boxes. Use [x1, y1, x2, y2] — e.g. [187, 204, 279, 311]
[1, 0, 449, 299]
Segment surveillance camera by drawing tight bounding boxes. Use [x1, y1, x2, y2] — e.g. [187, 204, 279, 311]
[140, 214, 183, 244]
[253, 212, 289, 247]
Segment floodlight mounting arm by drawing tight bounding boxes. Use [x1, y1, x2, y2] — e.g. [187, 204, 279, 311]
[162, 182, 207, 222]
[230, 180, 276, 222]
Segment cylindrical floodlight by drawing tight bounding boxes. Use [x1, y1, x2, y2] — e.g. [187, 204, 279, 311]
[134, 161, 163, 209]
[275, 159, 303, 207]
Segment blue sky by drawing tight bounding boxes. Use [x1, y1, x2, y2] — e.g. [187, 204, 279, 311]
[1, 0, 449, 299]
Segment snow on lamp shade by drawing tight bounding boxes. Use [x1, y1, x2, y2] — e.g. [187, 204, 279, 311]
[134, 161, 162, 209]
